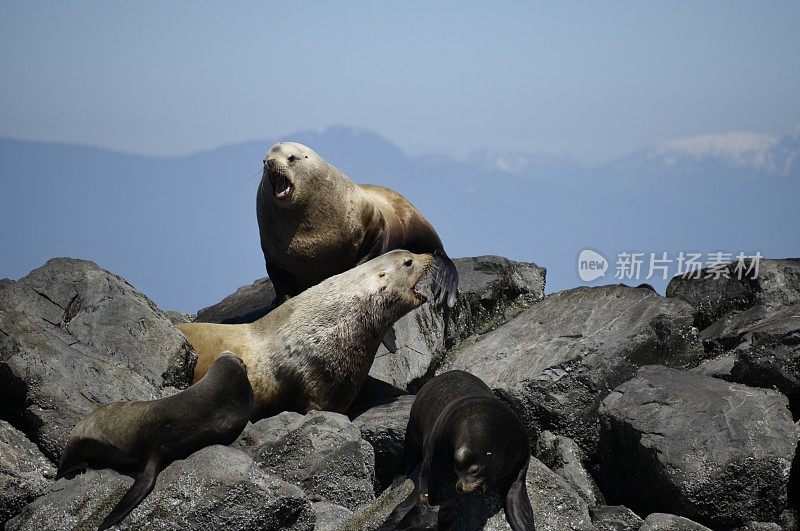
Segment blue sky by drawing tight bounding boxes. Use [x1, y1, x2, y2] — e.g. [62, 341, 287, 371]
[2, 1, 799, 164]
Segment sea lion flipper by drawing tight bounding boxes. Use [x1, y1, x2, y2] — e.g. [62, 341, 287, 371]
[432, 251, 459, 308]
[382, 326, 398, 353]
[98, 454, 162, 530]
[503, 459, 536, 531]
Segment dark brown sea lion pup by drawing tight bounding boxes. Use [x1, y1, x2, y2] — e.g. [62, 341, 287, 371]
[257, 141, 458, 351]
[57, 352, 253, 530]
[177, 250, 433, 419]
[380, 370, 536, 531]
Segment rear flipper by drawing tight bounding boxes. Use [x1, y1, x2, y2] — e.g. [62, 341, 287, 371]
[503, 459, 536, 531]
[382, 326, 398, 353]
[432, 251, 459, 308]
[98, 454, 162, 530]
[56, 461, 88, 480]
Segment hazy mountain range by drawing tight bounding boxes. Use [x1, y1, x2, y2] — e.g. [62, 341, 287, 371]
[1, 126, 798, 311]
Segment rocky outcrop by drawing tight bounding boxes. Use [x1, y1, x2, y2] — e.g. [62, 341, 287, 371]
[0, 258, 195, 462]
[234, 411, 375, 512]
[666, 258, 800, 329]
[639, 513, 713, 531]
[730, 338, 800, 417]
[352, 395, 414, 492]
[0, 420, 56, 526]
[443, 256, 546, 348]
[345, 456, 593, 531]
[598, 365, 797, 529]
[589, 505, 643, 531]
[534, 430, 604, 506]
[313, 501, 352, 531]
[441, 285, 702, 454]
[6, 445, 314, 531]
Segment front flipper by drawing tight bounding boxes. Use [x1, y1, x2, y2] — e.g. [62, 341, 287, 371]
[432, 251, 459, 308]
[503, 459, 536, 531]
[98, 454, 162, 530]
[382, 326, 398, 353]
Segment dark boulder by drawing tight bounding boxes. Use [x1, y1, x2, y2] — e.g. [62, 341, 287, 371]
[6, 445, 314, 530]
[639, 513, 712, 531]
[444, 256, 546, 348]
[0, 258, 195, 462]
[352, 395, 414, 492]
[234, 411, 375, 512]
[0, 420, 56, 526]
[666, 258, 800, 329]
[598, 365, 797, 529]
[441, 285, 702, 454]
[534, 430, 604, 506]
[589, 505, 643, 531]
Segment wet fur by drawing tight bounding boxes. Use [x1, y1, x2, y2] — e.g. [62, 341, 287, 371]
[57, 354, 253, 530]
[380, 370, 536, 531]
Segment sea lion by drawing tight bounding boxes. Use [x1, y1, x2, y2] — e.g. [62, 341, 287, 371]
[257, 141, 459, 312]
[57, 352, 253, 530]
[380, 370, 536, 531]
[177, 250, 433, 419]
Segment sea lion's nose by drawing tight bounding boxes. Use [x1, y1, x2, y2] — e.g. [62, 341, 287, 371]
[266, 158, 276, 168]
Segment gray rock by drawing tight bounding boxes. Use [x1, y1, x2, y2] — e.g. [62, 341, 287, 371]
[195, 276, 275, 324]
[352, 395, 414, 492]
[0, 420, 56, 525]
[778, 508, 800, 531]
[162, 310, 194, 325]
[342, 457, 593, 530]
[690, 353, 737, 379]
[234, 411, 375, 512]
[6, 445, 314, 530]
[700, 303, 800, 415]
[441, 285, 702, 454]
[666, 263, 758, 330]
[444, 256, 546, 349]
[639, 513, 712, 531]
[313, 501, 352, 531]
[534, 430, 604, 506]
[599, 365, 797, 529]
[666, 258, 800, 329]
[368, 301, 445, 390]
[452, 456, 594, 531]
[730, 338, 800, 415]
[342, 479, 416, 531]
[590, 505, 644, 531]
[0, 258, 195, 462]
[701, 303, 800, 354]
[733, 523, 782, 531]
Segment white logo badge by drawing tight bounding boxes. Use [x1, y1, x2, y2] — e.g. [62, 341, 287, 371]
[578, 249, 608, 282]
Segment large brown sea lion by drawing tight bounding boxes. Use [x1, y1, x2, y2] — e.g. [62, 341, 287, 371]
[257, 141, 458, 315]
[177, 250, 433, 419]
[57, 352, 253, 530]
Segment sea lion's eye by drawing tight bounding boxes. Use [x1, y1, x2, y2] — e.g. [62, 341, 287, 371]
[288, 155, 297, 163]
[379, 272, 386, 278]
[404, 259, 413, 267]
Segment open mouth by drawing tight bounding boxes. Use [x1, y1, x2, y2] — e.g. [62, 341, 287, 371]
[412, 283, 428, 303]
[411, 261, 434, 303]
[268, 171, 294, 199]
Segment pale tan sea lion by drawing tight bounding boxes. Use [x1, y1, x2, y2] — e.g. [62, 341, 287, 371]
[177, 250, 433, 419]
